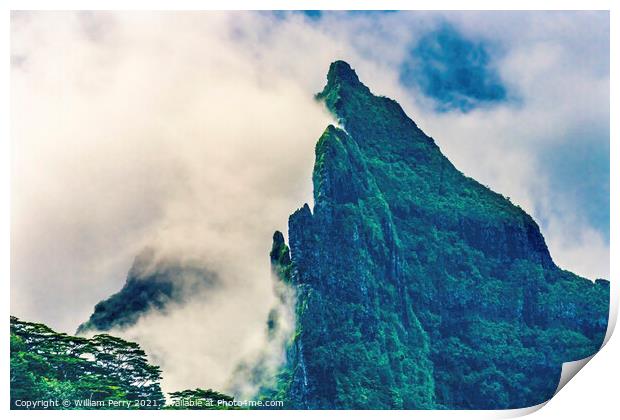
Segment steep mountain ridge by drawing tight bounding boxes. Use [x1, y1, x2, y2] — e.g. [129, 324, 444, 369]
[267, 61, 609, 409]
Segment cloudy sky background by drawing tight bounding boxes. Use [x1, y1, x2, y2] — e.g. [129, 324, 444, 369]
[11, 11, 609, 393]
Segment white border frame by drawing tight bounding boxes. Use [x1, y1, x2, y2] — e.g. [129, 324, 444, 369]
[1, 2, 617, 419]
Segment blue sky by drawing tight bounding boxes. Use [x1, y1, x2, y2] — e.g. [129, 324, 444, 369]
[400, 23, 509, 112]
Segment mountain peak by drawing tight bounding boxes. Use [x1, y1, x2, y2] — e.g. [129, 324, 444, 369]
[319, 60, 370, 100]
[326, 60, 360, 85]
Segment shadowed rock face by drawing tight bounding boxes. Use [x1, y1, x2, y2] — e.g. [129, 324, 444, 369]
[268, 61, 609, 409]
[77, 249, 216, 334]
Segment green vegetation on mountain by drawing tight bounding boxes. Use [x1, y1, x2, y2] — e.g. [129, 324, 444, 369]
[263, 61, 609, 409]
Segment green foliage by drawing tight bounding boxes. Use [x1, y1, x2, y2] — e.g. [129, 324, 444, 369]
[10, 316, 164, 409]
[165, 388, 238, 410]
[11, 316, 238, 410]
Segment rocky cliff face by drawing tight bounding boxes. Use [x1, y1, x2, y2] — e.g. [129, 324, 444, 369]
[268, 61, 609, 409]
